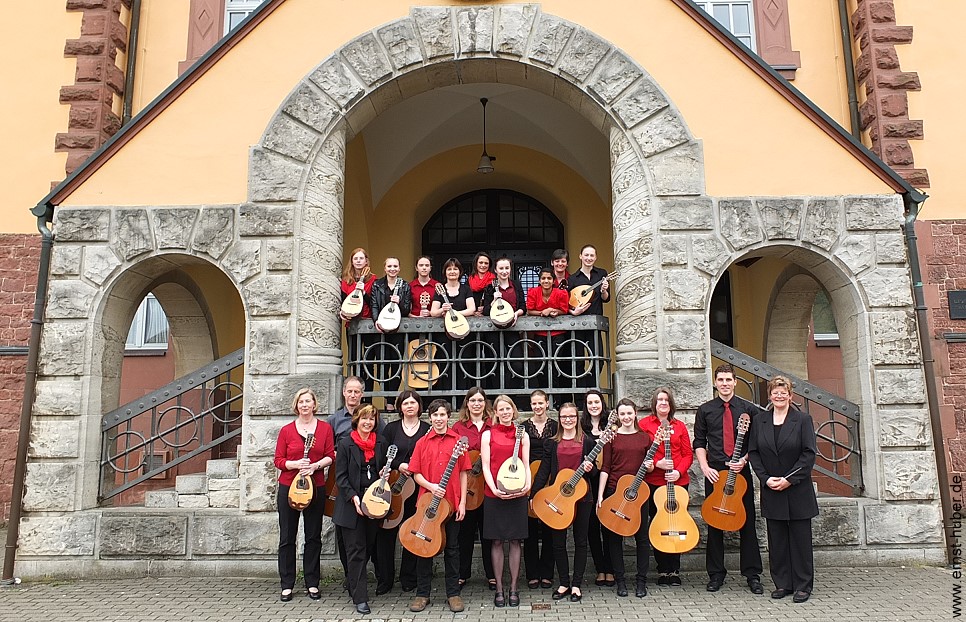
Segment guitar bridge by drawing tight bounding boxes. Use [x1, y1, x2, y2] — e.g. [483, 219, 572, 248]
[409, 530, 433, 543]
[660, 530, 690, 539]
[712, 506, 737, 516]
[609, 509, 630, 521]
[544, 502, 562, 515]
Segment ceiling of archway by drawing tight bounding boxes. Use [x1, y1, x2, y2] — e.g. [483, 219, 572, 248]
[359, 82, 610, 206]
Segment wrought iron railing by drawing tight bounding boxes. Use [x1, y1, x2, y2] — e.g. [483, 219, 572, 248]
[711, 340, 862, 495]
[345, 316, 613, 408]
[99, 348, 246, 501]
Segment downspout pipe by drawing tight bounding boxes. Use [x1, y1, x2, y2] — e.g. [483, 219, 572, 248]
[122, 0, 142, 125]
[904, 192, 954, 567]
[2, 207, 54, 583]
[838, 0, 862, 140]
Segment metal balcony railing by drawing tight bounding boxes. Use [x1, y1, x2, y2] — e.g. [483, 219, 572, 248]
[711, 340, 863, 495]
[99, 348, 245, 501]
[345, 316, 613, 408]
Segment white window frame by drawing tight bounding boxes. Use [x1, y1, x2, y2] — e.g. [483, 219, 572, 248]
[695, 1, 757, 52]
[224, 0, 266, 35]
[126, 293, 169, 351]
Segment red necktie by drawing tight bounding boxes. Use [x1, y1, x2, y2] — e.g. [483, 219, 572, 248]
[722, 401, 735, 457]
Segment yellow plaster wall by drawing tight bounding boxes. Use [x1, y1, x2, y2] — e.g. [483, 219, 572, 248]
[131, 0, 191, 114]
[894, 0, 966, 220]
[62, 0, 894, 209]
[0, 7, 80, 233]
[182, 262, 246, 355]
[727, 257, 792, 359]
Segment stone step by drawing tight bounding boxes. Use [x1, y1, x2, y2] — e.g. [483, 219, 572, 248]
[144, 488, 178, 508]
[175, 473, 208, 494]
[206, 458, 239, 479]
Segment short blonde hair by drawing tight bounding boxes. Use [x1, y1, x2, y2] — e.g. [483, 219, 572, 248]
[767, 375, 794, 395]
[351, 404, 380, 430]
[490, 394, 519, 425]
[291, 388, 317, 416]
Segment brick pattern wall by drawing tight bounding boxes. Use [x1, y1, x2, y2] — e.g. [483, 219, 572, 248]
[919, 220, 966, 483]
[0, 234, 41, 523]
[850, 0, 929, 187]
[57, 0, 132, 176]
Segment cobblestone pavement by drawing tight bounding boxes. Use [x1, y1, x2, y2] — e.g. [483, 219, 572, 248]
[0, 565, 956, 622]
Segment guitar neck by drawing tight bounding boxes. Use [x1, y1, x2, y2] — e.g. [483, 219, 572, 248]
[725, 430, 748, 487]
[391, 472, 411, 494]
[570, 436, 605, 488]
[631, 438, 662, 491]
[429, 450, 460, 513]
[663, 436, 675, 501]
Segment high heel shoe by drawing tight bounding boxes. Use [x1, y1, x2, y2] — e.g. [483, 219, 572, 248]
[508, 591, 520, 607]
[494, 591, 506, 608]
[552, 587, 571, 600]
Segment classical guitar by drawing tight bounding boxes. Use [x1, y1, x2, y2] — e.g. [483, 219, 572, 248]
[568, 269, 620, 310]
[375, 278, 402, 332]
[532, 412, 618, 530]
[701, 412, 752, 532]
[406, 296, 440, 389]
[434, 282, 471, 340]
[496, 425, 527, 494]
[361, 444, 398, 519]
[527, 459, 542, 518]
[287, 433, 316, 511]
[489, 289, 516, 328]
[649, 428, 700, 554]
[340, 267, 371, 319]
[400, 437, 469, 558]
[382, 470, 417, 529]
[464, 450, 485, 511]
[597, 424, 669, 536]
[322, 463, 338, 517]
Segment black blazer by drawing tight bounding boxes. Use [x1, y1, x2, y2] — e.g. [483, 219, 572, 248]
[370, 277, 413, 319]
[333, 435, 388, 530]
[532, 436, 599, 502]
[747, 408, 819, 521]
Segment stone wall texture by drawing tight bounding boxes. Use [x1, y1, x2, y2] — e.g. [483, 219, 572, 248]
[918, 220, 966, 482]
[0, 234, 40, 522]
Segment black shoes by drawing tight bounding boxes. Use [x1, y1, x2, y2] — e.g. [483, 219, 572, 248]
[635, 582, 648, 598]
[771, 588, 793, 599]
[616, 580, 628, 597]
[280, 589, 293, 602]
[668, 572, 681, 586]
[375, 585, 391, 596]
[707, 578, 723, 592]
[494, 591, 506, 607]
[570, 588, 582, 602]
[552, 587, 571, 600]
[307, 587, 321, 600]
[508, 591, 520, 607]
[793, 590, 811, 603]
[355, 602, 371, 614]
[748, 577, 764, 595]
[657, 573, 669, 585]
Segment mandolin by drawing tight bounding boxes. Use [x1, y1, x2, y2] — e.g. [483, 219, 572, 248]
[532, 412, 618, 530]
[464, 450, 485, 511]
[340, 267, 371, 319]
[375, 278, 402, 333]
[400, 437, 469, 558]
[649, 428, 700, 554]
[434, 283, 471, 340]
[322, 463, 338, 517]
[568, 269, 620, 310]
[597, 424, 669, 536]
[496, 425, 527, 494]
[489, 290, 516, 328]
[701, 413, 752, 532]
[382, 469, 418, 529]
[287, 433, 316, 511]
[361, 445, 397, 519]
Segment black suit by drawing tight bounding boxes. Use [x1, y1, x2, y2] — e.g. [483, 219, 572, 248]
[693, 395, 764, 582]
[747, 408, 818, 595]
[334, 436, 388, 605]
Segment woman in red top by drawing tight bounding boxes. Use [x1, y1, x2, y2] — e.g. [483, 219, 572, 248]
[273, 388, 336, 602]
[340, 247, 377, 391]
[638, 387, 693, 586]
[481, 395, 531, 607]
[468, 251, 495, 311]
[451, 387, 495, 589]
[526, 268, 570, 399]
[598, 398, 652, 598]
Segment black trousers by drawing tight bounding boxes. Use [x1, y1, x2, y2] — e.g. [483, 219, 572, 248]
[416, 518, 462, 598]
[646, 483, 680, 574]
[604, 488, 650, 584]
[458, 506, 495, 582]
[524, 515, 555, 582]
[703, 465, 763, 581]
[587, 480, 614, 575]
[766, 518, 814, 594]
[375, 493, 419, 591]
[551, 500, 591, 588]
[343, 516, 380, 605]
[277, 485, 324, 590]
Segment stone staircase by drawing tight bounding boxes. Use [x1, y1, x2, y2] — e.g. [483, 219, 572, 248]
[144, 458, 240, 509]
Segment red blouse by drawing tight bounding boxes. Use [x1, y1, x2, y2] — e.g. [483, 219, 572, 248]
[340, 276, 375, 319]
[409, 278, 439, 315]
[484, 424, 524, 498]
[452, 418, 490, 452]
[638, 415, 692, 487]
[526, 286, 570, 336]
[273, 420, 336, 487]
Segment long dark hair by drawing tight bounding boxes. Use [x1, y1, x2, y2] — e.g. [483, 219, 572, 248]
[580, 389, 607, 436]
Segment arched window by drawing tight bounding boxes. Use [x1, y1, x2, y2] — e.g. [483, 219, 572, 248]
[422, 190, 564, 291]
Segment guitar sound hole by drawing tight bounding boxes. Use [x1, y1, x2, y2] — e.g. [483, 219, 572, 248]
[665, 500, 678, 513]
[625, 491, 637, 502]
[561, 485, 574, 496]
[426, 509, 437, 520]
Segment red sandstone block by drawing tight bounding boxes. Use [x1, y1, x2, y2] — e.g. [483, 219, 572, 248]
[67, 0, 110, 10]
[874, 46, 900, 70]
[869, 1, 896, 23]
[854, 52, 871, 83]
[81, 13, 108, 36]
[884, 141, 914, 166]
[55, 132, 99, 151]
[66, 150, 95, 174]
[880, 92, 908, 117]
[877, 72, 921, 90]
[900, 168, 929, 188]
[59, 84, 111, 104]
[76, 57, 105, 83]
[872, 26, 913, 44]
[64, 38, 107, 57]
[883, 120, 924, 139]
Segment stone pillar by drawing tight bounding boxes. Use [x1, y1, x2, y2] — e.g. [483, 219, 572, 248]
[296, 128, 346, 378]
[610, 126, 658, 370]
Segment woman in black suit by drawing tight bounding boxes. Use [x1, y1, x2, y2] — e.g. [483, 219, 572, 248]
[747, 375, 818, 604]
[334, 404, 388, 614]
